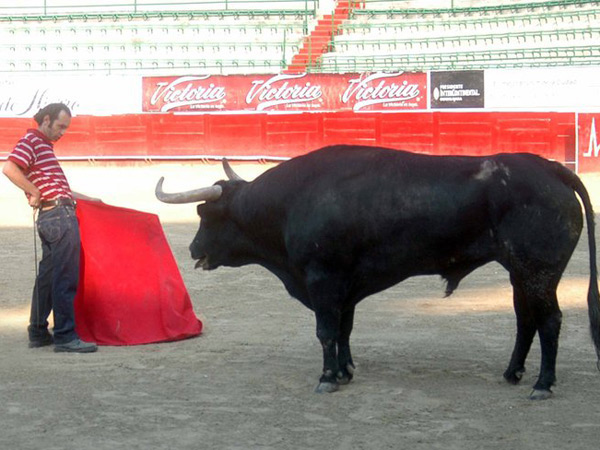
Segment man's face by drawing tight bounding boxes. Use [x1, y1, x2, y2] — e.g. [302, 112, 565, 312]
[40, 110, 71, 142]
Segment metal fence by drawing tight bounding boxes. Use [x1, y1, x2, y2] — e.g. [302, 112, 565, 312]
[0, 0, 319, 16]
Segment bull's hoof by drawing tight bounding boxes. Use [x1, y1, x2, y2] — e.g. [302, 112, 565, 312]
[503, 367, 525, 385]
[337, 374, 352, 385]
[529, 389, 553, 400]
[315, 382, 339, 394]
[337, 363, 356, 385]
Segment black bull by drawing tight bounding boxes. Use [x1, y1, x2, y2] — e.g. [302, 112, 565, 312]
[156, 145, 600, 399]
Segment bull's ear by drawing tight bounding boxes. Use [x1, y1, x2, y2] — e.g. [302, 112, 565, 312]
[222, 158, 245, 182]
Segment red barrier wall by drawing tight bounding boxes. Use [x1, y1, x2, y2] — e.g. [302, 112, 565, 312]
[0, 111, 586, 170]
[578, 113, 600, 173]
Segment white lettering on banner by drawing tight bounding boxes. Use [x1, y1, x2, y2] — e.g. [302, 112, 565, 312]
[1, 75, 140, 117]
[150, 76, 226, 112]
[434, 83, 480, 102]
[584, 118, 600, 158]
[245, 74, 322, 111]
[0, 88, 79, 116]
[342, 72, 420, 111]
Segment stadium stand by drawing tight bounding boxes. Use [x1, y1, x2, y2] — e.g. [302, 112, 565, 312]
[317, 0, 600, 72]
[1, 1, 598, 73]
[0, 0, 320, 74]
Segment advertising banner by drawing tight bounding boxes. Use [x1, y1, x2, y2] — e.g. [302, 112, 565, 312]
[578, 113, 600, 173]
[142, 72, 428, 113]
[485, 67, 600, 111]
[0, 75, 141, 118]
[430, 70, 484, 109]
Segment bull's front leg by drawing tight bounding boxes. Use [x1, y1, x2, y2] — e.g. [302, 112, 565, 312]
[337, 307, 356, 385]
[307, 268, 350, 393]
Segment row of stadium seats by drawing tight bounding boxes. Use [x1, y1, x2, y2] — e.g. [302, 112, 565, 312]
[318, 45, 600, 72]
[332, 28, 600, 54]
[341, 8, 600, 35]
[0, 21, 305, 47]
[0, 20, 305, 43]
[3, 58, 284, 74]
[2, 41, 300, 58]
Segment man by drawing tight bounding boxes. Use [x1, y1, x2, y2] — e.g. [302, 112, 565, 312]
[2, 103, 98, 353]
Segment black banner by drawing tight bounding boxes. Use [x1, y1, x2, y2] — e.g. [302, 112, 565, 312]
[431, 70, 484, 109]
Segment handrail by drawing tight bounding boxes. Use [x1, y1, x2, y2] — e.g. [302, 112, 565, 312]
[0, 10, 315, 23]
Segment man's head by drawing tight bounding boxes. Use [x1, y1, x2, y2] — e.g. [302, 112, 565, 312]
[33, 103, 72, 142]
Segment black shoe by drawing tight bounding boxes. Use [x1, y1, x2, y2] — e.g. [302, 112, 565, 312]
[54, 338, 98, 353]
[28, 333, 54, 348]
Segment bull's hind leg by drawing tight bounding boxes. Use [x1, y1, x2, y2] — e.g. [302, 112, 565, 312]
[504, 282, 537, 384]
[530, 293, 562, 400]
[508, 273, 563, 400]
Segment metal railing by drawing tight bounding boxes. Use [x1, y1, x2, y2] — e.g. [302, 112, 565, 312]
[0, 0, 318, 15]
[0, 1, 319, 39]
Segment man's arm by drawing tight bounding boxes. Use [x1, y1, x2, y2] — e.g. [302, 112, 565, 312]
[2, 160, 41, 208]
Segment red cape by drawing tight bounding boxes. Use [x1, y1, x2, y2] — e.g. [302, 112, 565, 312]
[74, 199, 202, 345]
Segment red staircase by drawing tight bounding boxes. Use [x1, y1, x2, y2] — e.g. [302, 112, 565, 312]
[285, 0, 359, 73]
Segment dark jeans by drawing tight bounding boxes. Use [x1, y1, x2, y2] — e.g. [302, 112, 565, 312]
[29, 205, 81, 345]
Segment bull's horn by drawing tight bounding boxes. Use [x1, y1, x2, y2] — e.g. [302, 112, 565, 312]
[223, 158, 245, 181]
[155, 177, 223, 204]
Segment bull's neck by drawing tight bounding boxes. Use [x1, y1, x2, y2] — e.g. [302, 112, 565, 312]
[230, 181, 287, 260]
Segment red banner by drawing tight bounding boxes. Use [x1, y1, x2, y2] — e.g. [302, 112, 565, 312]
[143, 72, 428, 113]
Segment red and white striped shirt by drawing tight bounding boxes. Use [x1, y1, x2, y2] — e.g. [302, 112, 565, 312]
[8, 128, 73, 201]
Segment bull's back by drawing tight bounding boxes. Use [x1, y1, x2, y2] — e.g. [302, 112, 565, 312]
[265, 147, 582, 292]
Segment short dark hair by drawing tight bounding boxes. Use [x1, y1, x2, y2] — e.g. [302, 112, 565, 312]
[33, 103, 72, 126]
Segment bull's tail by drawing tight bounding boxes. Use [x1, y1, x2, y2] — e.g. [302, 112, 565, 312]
[555, 162, 600, 366]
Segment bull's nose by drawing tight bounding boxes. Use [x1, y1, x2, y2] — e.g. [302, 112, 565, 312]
[189, 242, 201, 259]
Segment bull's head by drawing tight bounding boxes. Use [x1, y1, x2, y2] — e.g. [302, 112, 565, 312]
[155, 159, 249, 270]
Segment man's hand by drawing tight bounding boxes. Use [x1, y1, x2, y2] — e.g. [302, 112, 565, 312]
[27, 191, 42, 209]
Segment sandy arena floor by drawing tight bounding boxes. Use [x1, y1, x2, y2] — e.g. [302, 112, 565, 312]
[1, 162, 600, 450]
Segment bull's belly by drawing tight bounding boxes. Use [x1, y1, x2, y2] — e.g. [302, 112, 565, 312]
[347, 239, 497, 303]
